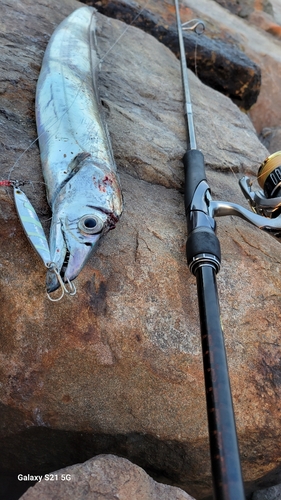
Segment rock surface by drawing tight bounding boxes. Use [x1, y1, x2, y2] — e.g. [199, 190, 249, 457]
[19, 454, 195, 500]
[83, 0, 261, 109]
[214, 0, 274, 18]
[253, 483, 281, 499]
[260, 127, 281, 153]
[1, 1, 281, 500]
[248, 9, 281, 38]
[103, 0, 281, 133]
[271, 0, 281, 23]
[182, 0, 281, 133]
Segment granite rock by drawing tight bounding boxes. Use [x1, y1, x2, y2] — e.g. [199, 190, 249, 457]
[19, 455, 195, 500]
[248, 9, 281, 38]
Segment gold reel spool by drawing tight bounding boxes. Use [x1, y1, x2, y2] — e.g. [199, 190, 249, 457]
[258, 151, 281, 190]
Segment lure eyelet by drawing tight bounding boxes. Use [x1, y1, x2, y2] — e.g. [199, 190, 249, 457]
[78, 214, 104, 234]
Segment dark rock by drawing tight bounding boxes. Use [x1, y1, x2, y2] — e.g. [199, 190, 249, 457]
[252, 482, 281, 499]
[81, 0, 261, 109]
[154, 25, 261, 109]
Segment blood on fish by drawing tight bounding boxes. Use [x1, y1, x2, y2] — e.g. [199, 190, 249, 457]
[98, 175, 114, 192]
[108, 212, 119, 229]
[103, 175, 113, 185]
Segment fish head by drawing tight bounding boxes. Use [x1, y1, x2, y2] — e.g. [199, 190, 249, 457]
[46, 155, 122, 294]
[47, 202, 109, 293]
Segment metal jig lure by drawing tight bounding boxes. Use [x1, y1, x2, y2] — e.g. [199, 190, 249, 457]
[5, 181, 76, 301]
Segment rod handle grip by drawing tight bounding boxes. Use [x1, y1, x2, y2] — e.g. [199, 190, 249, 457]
[183, 149, 207, 210]
[183, 149, 221, 272]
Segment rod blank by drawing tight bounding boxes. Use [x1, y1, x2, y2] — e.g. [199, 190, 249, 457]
[174, 0, 197, 150]
[196, 266, 245, 500]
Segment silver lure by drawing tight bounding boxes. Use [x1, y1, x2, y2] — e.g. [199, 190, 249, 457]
[14, 186, 51, 266]
[35, 6, 123, 292]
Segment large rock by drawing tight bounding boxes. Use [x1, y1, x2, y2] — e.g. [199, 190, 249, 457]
[180, 0, 281, 133]
[259, 126, 281, 152]
[83, 0, 261, 109]
[213, 0, 274, 18]
[248, 9, 281, 39]
[271, 0, 281, 24]
[1, 0, 281, 499]
[253, 483, 281, 499]
[19, 455, 195, 500]
[104, 0, 281, 133]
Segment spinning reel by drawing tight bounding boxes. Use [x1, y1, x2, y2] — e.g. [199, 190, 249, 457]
[209, 151, 281, 239]
[240, 152, 281, 220]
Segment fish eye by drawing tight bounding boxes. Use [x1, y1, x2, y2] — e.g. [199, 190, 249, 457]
[84, 218, 97, 229]
[78, 215, 104, 234]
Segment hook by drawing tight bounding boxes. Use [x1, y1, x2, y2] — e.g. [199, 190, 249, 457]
[64, 278, 77, 296]
[45, 263, 76, 301]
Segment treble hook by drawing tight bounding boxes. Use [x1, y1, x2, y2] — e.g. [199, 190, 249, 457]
[182, 19, 205, 35]
[45, 263, 76, 302]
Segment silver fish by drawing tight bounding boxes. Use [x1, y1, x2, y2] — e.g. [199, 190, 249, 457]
[35, 6, 123, 292]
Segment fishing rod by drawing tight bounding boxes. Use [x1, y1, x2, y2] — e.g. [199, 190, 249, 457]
[174, 1, 281, 498]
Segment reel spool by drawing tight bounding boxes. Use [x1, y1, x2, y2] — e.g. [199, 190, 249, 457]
[258, 151, 281, 199]
[238, 151, 281, 225]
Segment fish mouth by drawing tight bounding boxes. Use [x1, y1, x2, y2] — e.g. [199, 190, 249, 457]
[63, 233, 101, 282]
[46, 221, 102, 294]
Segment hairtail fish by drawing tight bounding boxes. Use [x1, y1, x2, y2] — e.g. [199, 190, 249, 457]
[34, 6, 123, 294]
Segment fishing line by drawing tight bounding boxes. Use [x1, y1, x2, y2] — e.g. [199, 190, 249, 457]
[6, 0, 152, 183]
[98, 2, 151, 65]
[192, 29, 240, 180]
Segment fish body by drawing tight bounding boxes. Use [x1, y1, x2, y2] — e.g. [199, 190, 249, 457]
[35, 6, 122, 291]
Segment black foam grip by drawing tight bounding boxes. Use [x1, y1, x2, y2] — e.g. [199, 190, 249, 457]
[186, 227, 221, 265]
[183, 149, 206, 211]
